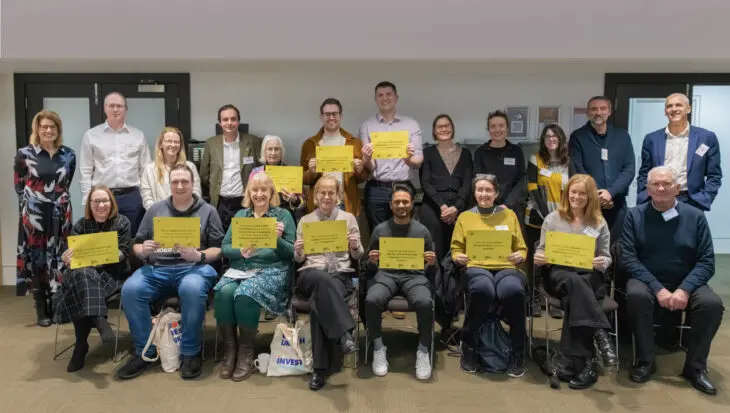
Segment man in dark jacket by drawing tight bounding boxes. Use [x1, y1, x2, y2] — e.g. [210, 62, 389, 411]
[569, 96, 635, 240]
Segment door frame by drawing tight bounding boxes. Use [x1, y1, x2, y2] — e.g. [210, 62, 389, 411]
[14, 73, 191, 148]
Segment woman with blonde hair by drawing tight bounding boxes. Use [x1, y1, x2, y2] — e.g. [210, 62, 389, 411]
[213, 172, 295, 382]
[53, 186, 131, 372]
[533, 174, 616, 389]
[140, 127, 201, 209]
[14, 110, 76, 326]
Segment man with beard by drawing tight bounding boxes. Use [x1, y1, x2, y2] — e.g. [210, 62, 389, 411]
[569, 96, 635, 241]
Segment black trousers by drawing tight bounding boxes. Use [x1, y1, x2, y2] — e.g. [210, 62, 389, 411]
[626, 278, 724, 371]
[601, 195, 626, 243]
[547, 268, 610, 359]
[295, 269, 355, 372]
[418, 200, 456, 264]
[525, 225, 541, 292]
[217, 196, 244, 233]
[463, 267, 526, 354]
[365, 272, 433, 348]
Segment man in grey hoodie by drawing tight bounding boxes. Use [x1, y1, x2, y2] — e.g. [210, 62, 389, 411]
[117, 164, 224, 381]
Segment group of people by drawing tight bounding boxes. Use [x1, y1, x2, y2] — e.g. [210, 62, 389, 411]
[13, 81, 724, 395]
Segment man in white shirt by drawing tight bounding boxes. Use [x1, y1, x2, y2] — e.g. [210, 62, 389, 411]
[79, 92, 151, 235]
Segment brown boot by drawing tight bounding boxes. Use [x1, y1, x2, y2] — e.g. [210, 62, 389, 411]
[219, 325, 238, 379]
[231, 328, 256, 382]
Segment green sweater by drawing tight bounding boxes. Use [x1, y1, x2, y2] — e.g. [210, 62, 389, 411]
[222, 207, 295, 270]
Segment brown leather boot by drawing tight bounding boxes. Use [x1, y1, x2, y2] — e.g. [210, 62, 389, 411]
[218, 325, 238, 379]
[231, 328, 256, 382]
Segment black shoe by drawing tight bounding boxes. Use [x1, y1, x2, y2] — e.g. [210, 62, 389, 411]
[309, 371, 326, 391]
[116, 355, 156, 380]
[629, 360, 656, 383]
[264, 311, 277, 321]
[531, 292, 543, 318]
[594, 329, 618, 368]
[569, 359, 598, 390]
[340, 331, 357, 354]
[459, 343, 478, 373]
[34, 293, 52, 327]
[681, 368, 717, 396]
[92, 316, 114, 344]
[66, 342, 89, 373]
[507, 351, 525, 378]
[180, 354, 203, 380]
[548, 307, 563, 319]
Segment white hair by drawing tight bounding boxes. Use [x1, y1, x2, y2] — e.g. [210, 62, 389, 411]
[648, 166, 678, 184]
[666, 93, 690, 106]
[259, 135, 285, 164]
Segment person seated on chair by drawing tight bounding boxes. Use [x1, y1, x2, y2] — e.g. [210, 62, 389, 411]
[54, 186, 131, 373]
[214, 171, 295, 382]
[365, 183, 437, 381]
[533, 174, 616, 389]
[622, 166, 724, 396]
[450, 174, 528, 378]
[117, 163, 224, 381]
[293, 175, 363, 391]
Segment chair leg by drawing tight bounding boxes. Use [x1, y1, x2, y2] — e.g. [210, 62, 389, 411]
[613, 309, 620, 372]
[365, 326, 369, 365]
[430, 300, 435, 369]
[544, 297, 550, 356]
[113, 300, 123, 363]
[201, 313, 207, 362]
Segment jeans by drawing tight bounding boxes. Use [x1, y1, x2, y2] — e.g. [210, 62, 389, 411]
[121, 264, 217, 357]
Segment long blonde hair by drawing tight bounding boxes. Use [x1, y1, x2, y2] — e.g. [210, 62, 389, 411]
[29, 110, 64, 148]
[243, 172, 280, 208]
[558, 174, 603, 228]
[154, 127, 187, 183]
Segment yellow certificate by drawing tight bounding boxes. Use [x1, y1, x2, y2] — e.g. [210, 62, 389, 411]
[265, 165, 303, 193]
[68, 231, 119, 270]
[153, 217, 200, 249]
[370, 131, 409, 159]
[302, 220, 348, 254]
[466, 230, 512, 261]
[231, 217, 277, 249]
[545, 232, 596, 270]
[316, 146, 353, 173]
[380, 237, 424, 270]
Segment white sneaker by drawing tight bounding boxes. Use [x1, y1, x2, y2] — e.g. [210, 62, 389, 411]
[372, 346, 388, 376]
[415, 350, 432, 380]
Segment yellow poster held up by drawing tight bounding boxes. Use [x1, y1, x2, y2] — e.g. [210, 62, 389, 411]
[316, 146, 353, 173]
[466, 230, 512, 261]
[380, 237, 424, 270]
[302, 220, 348, 254]
[545, 232, 596, 270]
[154, 217, 200, 249]
[370, 131, 409, 159]
[265, 165, 303, 193]
[68, 231, 119, 270]
[231, 217, 277, 249]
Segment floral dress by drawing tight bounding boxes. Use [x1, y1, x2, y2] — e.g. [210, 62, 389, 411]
[14, 145, 76, 296]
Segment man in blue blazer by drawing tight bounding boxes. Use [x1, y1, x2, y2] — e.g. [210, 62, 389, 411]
[637, 93, 722, 211]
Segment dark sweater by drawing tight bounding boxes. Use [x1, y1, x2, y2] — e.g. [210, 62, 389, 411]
[418, 145, 473, 211]
[569, 122, 635, 198]
[620, 201, 714, 294]
[472, 140, 526, 209]
[368, 218, 435, 277]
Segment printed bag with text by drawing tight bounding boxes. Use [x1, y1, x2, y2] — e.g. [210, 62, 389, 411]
[142, 308, 183, 373]
[266, 320, 313, 377]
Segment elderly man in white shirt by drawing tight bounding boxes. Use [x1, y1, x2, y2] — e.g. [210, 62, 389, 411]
[79, 92, 151, 235]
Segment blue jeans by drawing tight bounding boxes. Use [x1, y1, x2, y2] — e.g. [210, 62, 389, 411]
[365, 182, 395, 232]
[121, 264, 217, 357]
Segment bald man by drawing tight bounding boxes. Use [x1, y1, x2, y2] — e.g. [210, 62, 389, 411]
[637, 93, 722, 211]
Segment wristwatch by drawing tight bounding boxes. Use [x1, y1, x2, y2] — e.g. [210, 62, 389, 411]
[198, 251, 206, 264]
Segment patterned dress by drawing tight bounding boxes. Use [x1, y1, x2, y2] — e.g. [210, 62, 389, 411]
[14, 145, 76, 296]
[52, 215, 131, 324]
[214, 207, 295, 315]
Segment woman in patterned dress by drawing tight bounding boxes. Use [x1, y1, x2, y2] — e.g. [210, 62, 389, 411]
[14, 110, 76, 326]
[53, 186, 131, 372]
[214, 171, 295, 381]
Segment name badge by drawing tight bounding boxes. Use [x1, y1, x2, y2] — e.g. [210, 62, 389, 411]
[504, 157, 516, 166]
[243, 156, 255, 165]
[583, 227, 600, 238]
[695, 144, 709, 157]
[601, 148, 608, 161]
[495, 225, 509, 231]
[662, 208, 678, 221]
[539, 168, 552, 177]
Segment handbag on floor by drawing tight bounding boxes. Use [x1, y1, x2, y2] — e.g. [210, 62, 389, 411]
[476, 315, 511, 373]
[142, 308, 183, 373]
[266, 320, 313, 377]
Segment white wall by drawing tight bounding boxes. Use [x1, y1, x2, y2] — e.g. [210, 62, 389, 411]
[1, 73, 17, 286]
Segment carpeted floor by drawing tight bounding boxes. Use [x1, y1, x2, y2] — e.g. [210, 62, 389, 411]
[1, 257, 729, 413]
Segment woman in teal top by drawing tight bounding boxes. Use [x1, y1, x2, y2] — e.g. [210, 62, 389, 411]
[214, 171, 295, 382]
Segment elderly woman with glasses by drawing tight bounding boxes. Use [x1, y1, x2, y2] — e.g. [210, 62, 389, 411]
[249, 135, 304, 223]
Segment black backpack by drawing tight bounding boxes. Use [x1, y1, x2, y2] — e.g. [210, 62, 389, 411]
[476, 315, 511, 373]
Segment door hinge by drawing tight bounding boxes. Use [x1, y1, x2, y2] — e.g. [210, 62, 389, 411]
[25, 97, 28, 110]
[177, 98, 180, 110]
[94, 83, 99, 105]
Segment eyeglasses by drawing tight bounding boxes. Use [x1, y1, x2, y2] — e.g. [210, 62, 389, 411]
[39, 124, 57, 131]
[162, 139, 181, 145]
[106, 103, 126, 110]
[544, 134, 559, 140]
[91, 199, 111, 206]
[322, 112, 341, 119]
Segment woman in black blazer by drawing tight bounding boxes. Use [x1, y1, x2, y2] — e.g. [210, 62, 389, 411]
[418, 114, 473, 263]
